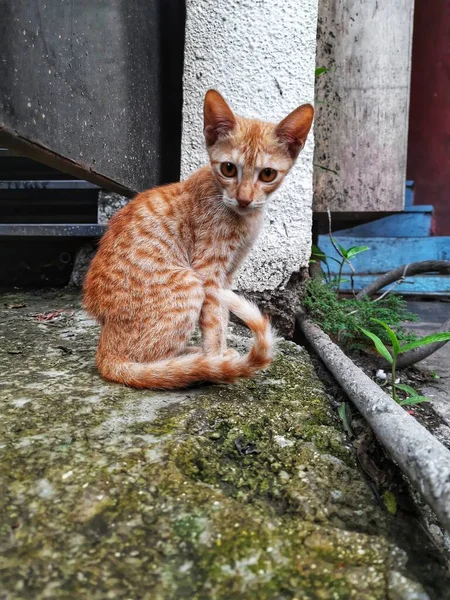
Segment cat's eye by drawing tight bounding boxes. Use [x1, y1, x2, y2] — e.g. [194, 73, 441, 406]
[259, 168, 277, 183]
[220, 162, 237, 178]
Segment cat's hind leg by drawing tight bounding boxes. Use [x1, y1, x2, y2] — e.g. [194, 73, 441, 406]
[97, 268, 205, 369]
[143, 268, 205, 361]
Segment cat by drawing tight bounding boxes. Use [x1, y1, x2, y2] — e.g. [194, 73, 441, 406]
[83, 89, 313, 389]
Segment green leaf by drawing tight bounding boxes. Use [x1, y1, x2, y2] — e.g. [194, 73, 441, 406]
[394, 383, 418, 396]
[346, 246, 370, 260]
[329, 235, 346, 258]
[311, 244, 328, 264]
[338, 402, 354, 438]
[337, 242, 349, 258]
[311, 244, 325, 256]
[382, 490, 397, 515]
[399, 332, 450, 353]
[371, 319, 401, 355]
[315, 67, 330, 76]
[359, 328, 393, 364]
[400, 396, 431, 406]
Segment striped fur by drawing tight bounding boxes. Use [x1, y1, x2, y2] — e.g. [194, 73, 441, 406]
[84, 90, 313, 389]
[95, 291, 273, 389]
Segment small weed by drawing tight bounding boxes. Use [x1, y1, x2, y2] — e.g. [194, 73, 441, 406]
[315, 66, 330, 77]
[304, 278, 418, 348]
[330, 238, 369, 295]
[311, 236, 369, 295]
[359, 319, 450, 405]
[307, 232, 450, 409]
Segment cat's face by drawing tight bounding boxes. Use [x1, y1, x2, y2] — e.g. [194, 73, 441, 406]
[203, 90, 314, 215]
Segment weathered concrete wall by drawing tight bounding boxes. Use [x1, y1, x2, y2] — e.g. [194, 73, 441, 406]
[314, 0, 415, 213]
[0, 0, 163, 195]
[181, 0, 318, 294]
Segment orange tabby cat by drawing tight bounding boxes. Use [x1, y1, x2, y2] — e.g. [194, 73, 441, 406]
[84, 90, 313, 388]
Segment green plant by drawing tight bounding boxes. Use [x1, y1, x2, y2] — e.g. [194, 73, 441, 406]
[359, 319, 450, 406]
[304, 278, 418, 348]
[311, 244, 332, 280]
[311, 240, 369, 294]
[331, 237, 369, 294]
[315, 66, 330, 77]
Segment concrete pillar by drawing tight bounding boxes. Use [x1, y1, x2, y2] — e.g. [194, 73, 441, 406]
[181, 0, 319, 333]
[314, 0, 415, 215]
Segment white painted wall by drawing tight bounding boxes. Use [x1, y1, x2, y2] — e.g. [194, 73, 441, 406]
[181, 0, 318, 293]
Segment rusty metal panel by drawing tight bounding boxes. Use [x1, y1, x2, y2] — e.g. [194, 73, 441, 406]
[314, 0, 414, 213]
[0, 0, 163, 196]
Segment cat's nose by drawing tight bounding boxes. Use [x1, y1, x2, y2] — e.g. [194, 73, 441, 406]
[236, 197, 253, 207]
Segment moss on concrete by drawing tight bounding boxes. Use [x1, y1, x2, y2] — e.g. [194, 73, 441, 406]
[0, 290, 444, 599]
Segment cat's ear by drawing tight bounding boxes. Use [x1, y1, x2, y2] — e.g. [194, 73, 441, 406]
[275, 104, 314, 159]
[203, 89, 236, 146]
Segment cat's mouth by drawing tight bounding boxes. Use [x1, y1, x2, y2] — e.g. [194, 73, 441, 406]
[222, 196, 261, 215]
[234, 205, 258, 215]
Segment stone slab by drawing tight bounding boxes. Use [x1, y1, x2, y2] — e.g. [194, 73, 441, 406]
[0, 290, 446, 598]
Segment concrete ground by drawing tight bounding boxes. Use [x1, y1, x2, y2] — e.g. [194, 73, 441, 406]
[1, 289, 449, 598]
[405, 300, 450, 426]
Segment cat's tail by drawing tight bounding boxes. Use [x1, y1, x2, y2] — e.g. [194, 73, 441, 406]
[96, 289, 275, 389]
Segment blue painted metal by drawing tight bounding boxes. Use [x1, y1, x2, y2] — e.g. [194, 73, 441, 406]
[405, 180, 414, 207]
[318, 236, 450, 274]
[406, 204, 434, 213]
[315, 180, 449, 295]
[337, 275, 450, 296]
[336, 210, 432, 238]
[317, 236, 450, 294]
